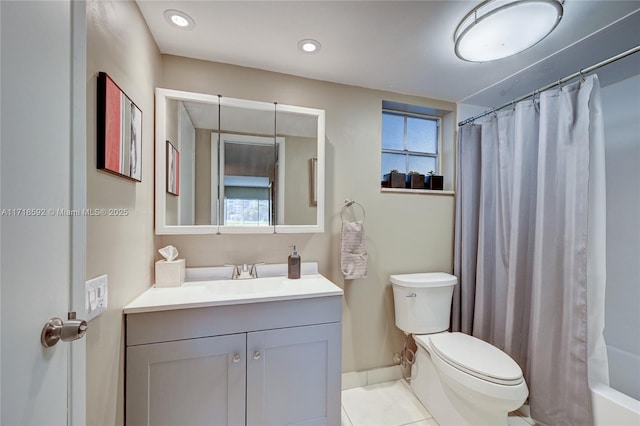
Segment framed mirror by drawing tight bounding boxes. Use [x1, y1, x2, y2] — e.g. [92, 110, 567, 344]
[155, 88, 325, 234]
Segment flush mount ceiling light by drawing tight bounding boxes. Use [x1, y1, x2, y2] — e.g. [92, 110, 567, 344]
[163, 9, 195, 30]
[297, 39, 321, 54]
[454, 0, 563, 62]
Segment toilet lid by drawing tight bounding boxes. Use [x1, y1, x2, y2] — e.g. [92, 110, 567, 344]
[428, 333, 524, 385]
[390, 272, 457, 288]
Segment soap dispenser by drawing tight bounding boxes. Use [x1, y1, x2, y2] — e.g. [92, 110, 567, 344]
[288, 245, 301, 279]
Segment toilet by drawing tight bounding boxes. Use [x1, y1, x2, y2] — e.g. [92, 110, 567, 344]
[391, 272, 529, 426]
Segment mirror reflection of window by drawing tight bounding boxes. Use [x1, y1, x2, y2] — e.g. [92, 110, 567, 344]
[223, 176, 271, 226]
[219, 137, 277, 226]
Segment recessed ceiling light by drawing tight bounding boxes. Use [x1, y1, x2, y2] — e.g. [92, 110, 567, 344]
[163, 9, 195, 30]
[298, 39, 321, 54]
[454, 0, 563, 62]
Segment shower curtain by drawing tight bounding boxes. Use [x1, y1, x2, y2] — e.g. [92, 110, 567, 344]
[453, 75, 609, 425]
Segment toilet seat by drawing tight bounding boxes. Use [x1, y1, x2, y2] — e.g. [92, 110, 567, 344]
[415, 332, 524, 386]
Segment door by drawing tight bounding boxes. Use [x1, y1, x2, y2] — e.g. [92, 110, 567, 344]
[126, 333, 247, 426]
[1, 1, 86, 424]
[246, 323, 342, 426]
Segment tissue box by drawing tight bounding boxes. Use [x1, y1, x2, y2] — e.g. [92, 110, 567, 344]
[155, 259, 185, 287]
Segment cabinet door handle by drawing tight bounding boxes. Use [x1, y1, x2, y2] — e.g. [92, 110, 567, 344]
[232, 353, 241, 363]
[253, 351, 261, 360]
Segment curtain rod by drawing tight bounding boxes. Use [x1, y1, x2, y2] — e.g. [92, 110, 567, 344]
[458, 45, 640, 127]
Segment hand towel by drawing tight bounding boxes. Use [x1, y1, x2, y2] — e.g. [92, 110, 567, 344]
[340, 220, 368, 279]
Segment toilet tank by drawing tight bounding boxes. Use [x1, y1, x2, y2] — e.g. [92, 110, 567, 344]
[391, 273, 457, 334]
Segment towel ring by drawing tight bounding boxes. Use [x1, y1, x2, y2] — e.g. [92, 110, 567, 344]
[341, 199, 365, 222]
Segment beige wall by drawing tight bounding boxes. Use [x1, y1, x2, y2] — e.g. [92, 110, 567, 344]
[164, 99, 179, 224]
[160, 56, 457, 373]
[195, 128, 213, 225]
[86, 0, 161, 424]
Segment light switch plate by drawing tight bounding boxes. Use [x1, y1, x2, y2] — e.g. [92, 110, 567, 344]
[85, 274, 108, 321]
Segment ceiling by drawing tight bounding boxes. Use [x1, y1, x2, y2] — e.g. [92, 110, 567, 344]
[136, 1, 640, 109]
[182, 100, 318, 135]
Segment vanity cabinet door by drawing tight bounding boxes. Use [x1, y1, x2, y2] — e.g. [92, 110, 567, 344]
[246, 322, 342, 426]
[126, 333, 246, 426]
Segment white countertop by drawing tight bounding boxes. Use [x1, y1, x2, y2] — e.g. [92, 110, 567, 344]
[123, 273, 343, 314]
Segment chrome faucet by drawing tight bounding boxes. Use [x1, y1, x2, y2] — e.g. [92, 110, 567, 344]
[232, 263, 262, 280]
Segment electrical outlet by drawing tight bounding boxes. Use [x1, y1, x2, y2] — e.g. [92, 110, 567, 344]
[85, 274, 108, 321]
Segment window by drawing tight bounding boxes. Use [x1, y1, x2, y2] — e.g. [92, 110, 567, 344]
[224, 198, 271, 226]
[381, 108, 440, 181]
[223, 176, 272, 226]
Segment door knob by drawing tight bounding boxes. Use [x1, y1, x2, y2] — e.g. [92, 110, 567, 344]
[253, 351, 261, 360]
[41, 312, 88, 348]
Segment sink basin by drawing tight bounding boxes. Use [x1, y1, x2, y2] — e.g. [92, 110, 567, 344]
[182, 276, 287, 295]
[184, 262, 319, 282]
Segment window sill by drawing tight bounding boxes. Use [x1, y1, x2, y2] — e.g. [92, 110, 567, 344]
[381, 188, 455, 196]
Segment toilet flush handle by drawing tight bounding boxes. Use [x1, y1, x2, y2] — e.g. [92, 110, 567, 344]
[406, 293, 416, 298]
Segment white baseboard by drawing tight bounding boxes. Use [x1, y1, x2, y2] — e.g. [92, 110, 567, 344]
[342, 365, 405, 390]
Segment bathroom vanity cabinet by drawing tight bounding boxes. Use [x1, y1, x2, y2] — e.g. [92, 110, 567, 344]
[124, 278, 342, 426]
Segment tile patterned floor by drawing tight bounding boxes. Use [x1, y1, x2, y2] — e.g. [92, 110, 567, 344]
[341, 380, 540, 426]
